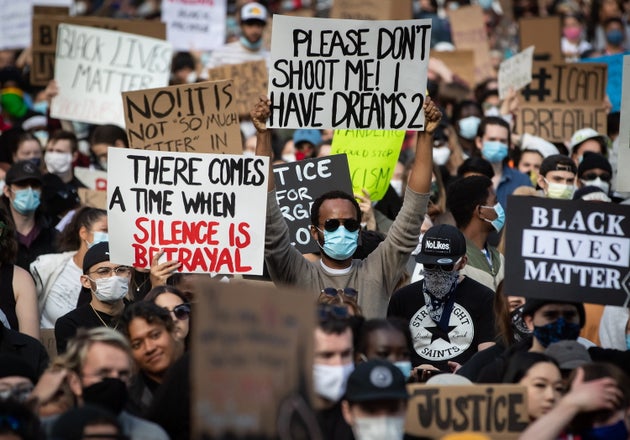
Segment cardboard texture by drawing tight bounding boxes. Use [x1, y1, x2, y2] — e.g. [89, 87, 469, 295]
[519, 16, 562, 62]
[192, 280, 316, 438]
[515, 61, 607, 143]
[615, 54, 630, 191]
[78, 188, 107, 210]
[206, 61, 269, 117]
[431, 50, 476, 89]
[447, 5, 494, 83]
[122, 80, 242, 154]
[504, 196, 630, 305]
[405, 384, 529, 439]
[330, 0, 413, 20]
[31, 15, 166, 86]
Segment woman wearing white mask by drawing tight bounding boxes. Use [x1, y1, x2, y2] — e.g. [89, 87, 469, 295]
[31, 206, 107, 329]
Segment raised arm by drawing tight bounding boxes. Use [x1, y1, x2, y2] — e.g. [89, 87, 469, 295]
[406, 97, 442, 193]
[251, 96, 275, 192]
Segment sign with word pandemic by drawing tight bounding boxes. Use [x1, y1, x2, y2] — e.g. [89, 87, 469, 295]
[161, 0, 227, 51]
[504, 196, 630, 306]
[273, 155, 353, 253]
[330, 129, 404, 201]
[107, 148, 269, 275]
[51, 24, 173, 126]
[268, 15, 432, 130]
[206, 60, 269, 117]
[122, 80, 241, 154]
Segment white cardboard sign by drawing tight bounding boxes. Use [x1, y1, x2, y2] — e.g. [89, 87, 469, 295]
[498, 45, 535, 99]
[161, 0, 227, 51]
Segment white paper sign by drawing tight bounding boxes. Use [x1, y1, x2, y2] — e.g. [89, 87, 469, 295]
[51, 24, 173, 126]
[267, 15, 432, 130]
[616, 55, 630, 192]
[107, 148, 269, 275]
[74, 167, 108, 191]
[161, 0, 227, 51]
[0, 2, 31, 50]
[498, 45, 535, 99]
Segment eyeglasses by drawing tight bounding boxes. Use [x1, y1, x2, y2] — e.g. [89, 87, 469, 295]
[167, 303, 191, 320]
[321, 218, 361, 233]
[581, 172, 611, 182]
[317, 304, 350, 321]
[423, 257, 462, 272]
[321, 287, 358, 299]
[88, 266, 132, 278]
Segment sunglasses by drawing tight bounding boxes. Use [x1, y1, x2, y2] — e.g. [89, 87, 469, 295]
[423, 257, 462, 272]
[581, 172, 611, 182]
[168, 303, 191, 320]
[321, 287, 358, 298]
[322, 218, 361, 233]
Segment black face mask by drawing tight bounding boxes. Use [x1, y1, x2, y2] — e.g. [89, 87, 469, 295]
[82, 378, 128, 415]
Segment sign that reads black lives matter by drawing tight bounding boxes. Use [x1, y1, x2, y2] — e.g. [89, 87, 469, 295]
[267, 15, 431, 130]
[504, 196, 630, 306]
[273, 155, 353, 253]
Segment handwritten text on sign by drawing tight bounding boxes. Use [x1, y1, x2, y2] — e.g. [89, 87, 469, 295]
[122, 80, 241, 154]
[498, 46, 534, 99]
[268, 16, 431, 130]
[161, 0, 227, 51]
[107, 148, 269, 275]
[51, 24, 172, 126]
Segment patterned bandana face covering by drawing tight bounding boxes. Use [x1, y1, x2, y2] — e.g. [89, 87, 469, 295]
[533, 317, 581, 347]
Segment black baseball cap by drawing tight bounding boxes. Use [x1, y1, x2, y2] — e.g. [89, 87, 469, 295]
[5, 160, 43, 186]
[344, 359, 408, 402]
[83, 241, 110, 274]
[416, 224, 467, 265]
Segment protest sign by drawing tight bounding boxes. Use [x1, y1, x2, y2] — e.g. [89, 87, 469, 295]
[50, 24, 173, 126]
[78, 189, 107, 210]
[192, 280, 315, 438]
[405, 384, 529, 439]
[107, 148, 269, 275]
[273, 154, 353, 253]
[74, 167, 108, 191]
[581, 53, 624, 113]
[33, 6, 69, 15]
[206, 60, 269, 117]
[31, 16, 166, 86]
[330, 0, 413, 20]
[431, 50, 476, 89]
[0, 2, 31, 50]
[519, 16, 562, 62]
[330, 129, 404, 201]
[447, 5, 494, 83]
[161, 0, 226, 51]
[267, 15, 432, 130]
[504, 196, 630, 306]
[122, 80, 241, 154]
[498, 46, 534, 99]
[515, 62, 607, 143]
[616, 55, 630, 192]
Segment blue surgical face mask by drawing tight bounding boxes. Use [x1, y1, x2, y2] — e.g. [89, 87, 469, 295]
[481, 202, 505, 232]
[533, 317, 581, 348]
[318, 226, 359, 261]
[87, 231, 109, 248]
[482, 141, 508, 163]
[582, 419, 628, 440]
[458, 116, 481, 140]
[606, 29, 624, 46]
[394, 361, 412, 380]
[12, 187, 41, 215]
[479, 0, 494, 9]
[32, 101, 49, 115]
[240, 35, 262, 51]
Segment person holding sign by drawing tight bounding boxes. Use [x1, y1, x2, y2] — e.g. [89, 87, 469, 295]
[252, 95, 442, 319]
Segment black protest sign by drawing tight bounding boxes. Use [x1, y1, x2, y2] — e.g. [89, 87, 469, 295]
[504, 196, 630, 306]
[273, 155, 353, 253]
[516, 62, 608, 143]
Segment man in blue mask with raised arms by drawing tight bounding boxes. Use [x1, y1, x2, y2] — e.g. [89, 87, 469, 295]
[251, 96, 442, 319]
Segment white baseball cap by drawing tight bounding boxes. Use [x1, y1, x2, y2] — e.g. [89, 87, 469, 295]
[241, 2, 267, 22]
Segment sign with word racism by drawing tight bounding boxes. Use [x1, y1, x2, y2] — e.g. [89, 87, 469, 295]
[504, 196, 630, 306]
[51, 24, 173, 126]
[519, 16, 562, 62]
[122, 80, 241, 154]
[330, 0, 413, 20]
[273, 154, 352, 253]
[31, 16, 166, 86]
[107, 148, 269, 275]
[616, 55, 630, 192]
[193, 280, 315, 438]
[268, 15, 432, 130]
[331, 129, 404, 201]
[161, 0, 226, 51]
[206, 60, 269, 117]
[431, 50, 476, 89]
[498, 46, 534, 99]
[74, 167, 108, 191]
[447, 5, 494, 83]
[515, 62, 607, 143]
[405, 384, 529, 439]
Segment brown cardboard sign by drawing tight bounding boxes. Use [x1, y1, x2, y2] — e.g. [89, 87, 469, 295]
[31, 16, 166, 86]
[122, 80, 241, 154]
[206, 61, 269, 117]
[32, 6, 69, 16]
[431, 50, 476, 88]
[447, 5, 495, 83]
[192, 280, 316, 438]
[519, 16, 562, 62]
[405, 384, 529, 439]
[516, 62, 608, 143]
[330, 0, 413, 20]
[78, 188, 107, 209]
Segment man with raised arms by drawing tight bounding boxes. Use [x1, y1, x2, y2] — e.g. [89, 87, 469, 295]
[251, 95, 441, 318]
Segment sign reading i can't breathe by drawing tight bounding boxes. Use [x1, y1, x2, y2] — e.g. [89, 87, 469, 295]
[267, 15, 432, 130]
[504, 196, 630, 306]
[107, 148, 269, 275]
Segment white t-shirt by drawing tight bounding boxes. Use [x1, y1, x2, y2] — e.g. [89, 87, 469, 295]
[204, 40, 271, 71]
[40, 258, 83, 328]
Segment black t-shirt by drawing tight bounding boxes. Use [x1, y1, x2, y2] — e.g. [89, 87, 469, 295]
[387, 276, 496, 368]
[54, 304, 117, 354]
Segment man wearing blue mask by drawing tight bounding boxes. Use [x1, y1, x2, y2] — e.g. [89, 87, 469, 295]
[252, 96, 443, 319]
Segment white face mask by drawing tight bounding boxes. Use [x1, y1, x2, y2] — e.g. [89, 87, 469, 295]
[313, 363, 354, 403]
[581, 177, 610, 194]
[91, 276, 128, 303]
[281, 153, 296, 163]
[432, 146, 451, 166]
[544, 179, 575, 200]
[390, 179, 403, 197]
[352, 416, 406, 440]
[45, 151, 73, 174]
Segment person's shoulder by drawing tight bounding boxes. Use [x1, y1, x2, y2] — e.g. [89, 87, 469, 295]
[457, 276, 494, 297]
[118, 411, 169, 440]
[392, 279, 423, 298]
